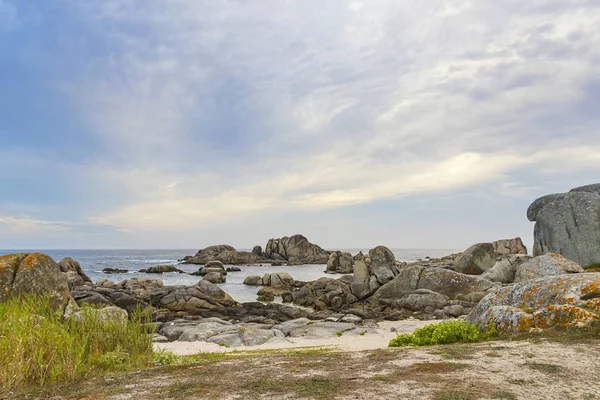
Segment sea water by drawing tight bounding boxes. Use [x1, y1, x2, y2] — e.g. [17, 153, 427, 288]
[0, 248, 460, 303]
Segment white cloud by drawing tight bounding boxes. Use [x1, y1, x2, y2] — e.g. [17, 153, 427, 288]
[34, 0, 600, 239]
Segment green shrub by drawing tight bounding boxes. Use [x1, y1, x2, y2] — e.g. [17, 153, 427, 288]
[154, 350, 180, 366]
[0, 294, 153, 392]
[389, 320, 496, 347]
[336, 331, 343, 337]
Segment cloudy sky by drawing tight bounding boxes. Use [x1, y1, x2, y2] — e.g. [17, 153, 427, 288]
[1, 0, 599, 250]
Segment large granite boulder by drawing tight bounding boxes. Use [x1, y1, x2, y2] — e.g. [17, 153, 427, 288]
[468, 273, 600, 333]
[118, 277, 164, 300]
[71, 284, 149, 314]
[528, 184, 600, 267]
[58, 257, 92, 288]
[453, 243, 497, 275]
[150, 280, 237, 312]
[139, 265, 185, 274]
[264, 234, 330, 265]
[492, 238, 528, 255]
[372, 265, 497, 300]
[481, 255, 531, 284]
[184, 245, 261, 265]
[351, 247, 399, 300]
[203, 272, 226, 284]
[0, 253, 72, 312]
[514, 253, 584, 283]
[326, 251, 354, 274]
[292, 276, 355, 310]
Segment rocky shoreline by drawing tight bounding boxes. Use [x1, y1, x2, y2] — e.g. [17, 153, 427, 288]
[1, 183, 599, 352]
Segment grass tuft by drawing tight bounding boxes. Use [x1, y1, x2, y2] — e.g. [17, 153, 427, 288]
[0, 294, 153, 394]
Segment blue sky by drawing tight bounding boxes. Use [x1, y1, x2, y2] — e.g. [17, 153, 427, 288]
[1, 0, 599, 250]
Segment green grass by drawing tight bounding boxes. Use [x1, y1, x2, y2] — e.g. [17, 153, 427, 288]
[0, 294, 153, 394]
[389, 320, 497, 347]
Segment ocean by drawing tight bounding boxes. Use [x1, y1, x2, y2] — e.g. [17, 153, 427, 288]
[0, 248, 460, 303]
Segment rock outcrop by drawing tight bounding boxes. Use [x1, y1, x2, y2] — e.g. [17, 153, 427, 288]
[454, 238, 527, 275]
[0, 253, 73, 312]
[149, 280, 237, 313]
[528, 184, 600, 267]
[326, 251, 354, 274]
[58, 257, 92, 288]
[264, 234, 330, 265]
[139, 265, 185, 274]
[468, 273, 600, 333]
[514, 253, 584, 283]
[184, 245, 262, 265]
[351, 247, 400, 300]
[481, 255, 531, 284]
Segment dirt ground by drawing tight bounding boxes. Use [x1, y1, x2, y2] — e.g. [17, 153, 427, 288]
[11, 337, 600, 400]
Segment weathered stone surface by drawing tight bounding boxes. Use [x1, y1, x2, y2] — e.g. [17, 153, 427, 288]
[0, 253, 72, 312]
[293, 276, 355, 311]
[272, 318, 311, 336]
[394, 289, 449, 312]
[527, 193, 566, 221]
[139, 265, 185, 274]
[264, 234, 330, 265]
[243, 275, 262, 286]
[203, 272, 226, 284]
[288, 321, 358, 338]
[178, 322, 238, 342]
[226, 267, 241, 272]
[454, 243, 496, 275]
[97, 278, 115, 288]
[468, 273, 600, 333]
[515, 253, 584, 283]
[102, 268, 129, 274]
[481, 255, 531, 284]
[529, 186, 600, 267]
[350, 247, 398, 300]
[492, 238, 528, 255]
[570, 183, 600, 195]
[184, 245, 262, 265]
[150, 280, 237, 312]
[261, 272, 294, 287]
[118, 278, 164, 301]
[71, 285, 149, 314]
[373, 265, 497, 300]
[58, 257, 92, 288]
[326, 251, 354, 274]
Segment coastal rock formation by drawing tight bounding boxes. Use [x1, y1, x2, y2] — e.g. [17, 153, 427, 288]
[71, 284, 149, 314]
[203, 272, 226, 284]
[184, 245, 261, 265]
[528, 184, 600, 267]
[102, 268, 129, 274]
[468, 273, 600, 333]
[351, 247, 399, 300]
[117, 278, 164, 301]
[292, 276, 355, 310]
[0, 253, 73, 312]
[58, 257, 92, 288]
[453, 243, 496, 275]
[149, 280, 237, 312]
[372, 265, 497, 301]
[326, 251, 354, 274]
[492, 238, 528, 255]
[264, 234, 330, 265]
[481, 255, 531, 283]
[514, 253, 584, 283]
[139, 265, 185, 274]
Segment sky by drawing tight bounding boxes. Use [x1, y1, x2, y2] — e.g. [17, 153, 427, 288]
[1, 0, 599, 251]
